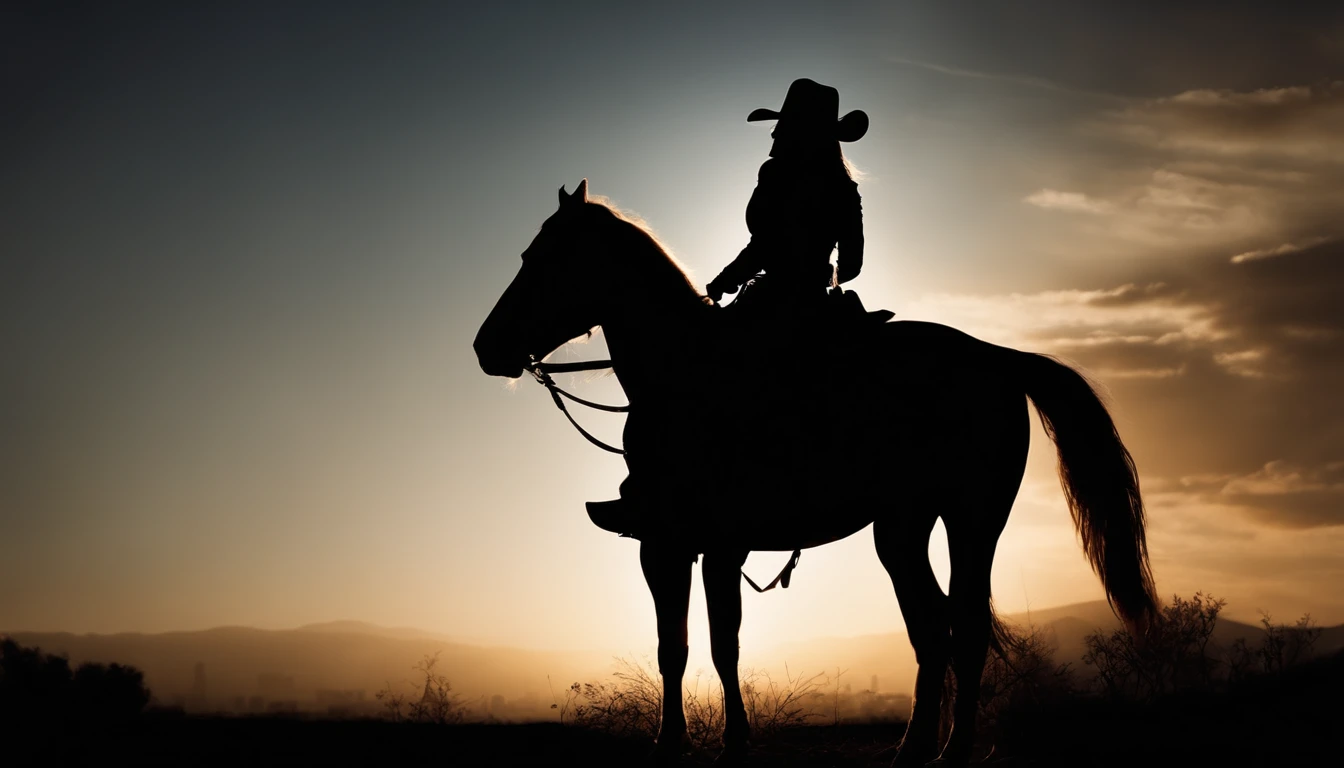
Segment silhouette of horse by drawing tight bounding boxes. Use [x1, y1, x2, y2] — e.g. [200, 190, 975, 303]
[474, 180, 1159, 767]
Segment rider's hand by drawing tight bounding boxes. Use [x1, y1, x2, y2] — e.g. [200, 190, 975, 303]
[706, 277, 738, 303]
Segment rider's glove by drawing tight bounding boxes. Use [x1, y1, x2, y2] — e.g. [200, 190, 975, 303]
[706, 277, 738, 303]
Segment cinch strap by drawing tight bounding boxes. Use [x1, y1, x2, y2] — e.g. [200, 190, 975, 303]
[741, 549, 802, 593]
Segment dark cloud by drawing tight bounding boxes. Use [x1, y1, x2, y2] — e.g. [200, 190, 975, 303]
[919, 235, 1344, 525]
[1056, 241, 1344, 525]
[1102, 83, 1344, 160]
[880, 1, 1344, 98]
[1173, 460, 1344, 528]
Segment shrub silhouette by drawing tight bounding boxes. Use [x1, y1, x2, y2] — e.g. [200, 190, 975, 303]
[1, 637, 151, 725]
[975, 622, 1076, 727]
[1082, 593, 1326, 702]
[1083, 592, 1226, 700]
[1227, 612, 1322, 682]
[375, 652, 465, 725]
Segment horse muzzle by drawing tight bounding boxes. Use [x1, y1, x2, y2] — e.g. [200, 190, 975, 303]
[474, 345, 527, 379]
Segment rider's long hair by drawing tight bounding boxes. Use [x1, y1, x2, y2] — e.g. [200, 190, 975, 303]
[772, 127, 862, 183]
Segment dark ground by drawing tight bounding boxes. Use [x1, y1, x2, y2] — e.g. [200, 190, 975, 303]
[10, 650, 1342, 766]
[11, 708, 1336, 768]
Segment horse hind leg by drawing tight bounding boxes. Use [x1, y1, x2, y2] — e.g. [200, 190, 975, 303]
[875, 515, 949, 768]
[939, 405, 1027, 766]
[936, 522, 1003, 768]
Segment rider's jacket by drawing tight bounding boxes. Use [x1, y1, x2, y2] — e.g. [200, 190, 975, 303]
[710, 157, 864, 296]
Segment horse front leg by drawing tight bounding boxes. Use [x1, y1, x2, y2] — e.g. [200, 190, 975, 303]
[704, 548, 751, 763]
[641, 541, 694, 762]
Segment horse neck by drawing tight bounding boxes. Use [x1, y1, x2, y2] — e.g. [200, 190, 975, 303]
[597, 243, 707, 404]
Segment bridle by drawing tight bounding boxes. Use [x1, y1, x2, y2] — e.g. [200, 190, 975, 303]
[525, 354, 801, 593]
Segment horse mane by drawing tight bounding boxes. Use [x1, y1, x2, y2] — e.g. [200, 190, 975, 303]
[584, 195, 707, 301]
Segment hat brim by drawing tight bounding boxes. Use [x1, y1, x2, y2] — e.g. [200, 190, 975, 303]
[836, 110, 868, 142]
[747, 108, 869, 142]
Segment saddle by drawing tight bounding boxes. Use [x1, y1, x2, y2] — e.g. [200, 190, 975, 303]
[619, 278, 898, 551]
[724, 274, 894, 327]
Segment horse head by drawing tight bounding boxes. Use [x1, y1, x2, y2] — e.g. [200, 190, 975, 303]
[474, 179, 614, 378]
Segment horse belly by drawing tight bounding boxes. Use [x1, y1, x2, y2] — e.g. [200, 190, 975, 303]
[698, 395, 895, 551]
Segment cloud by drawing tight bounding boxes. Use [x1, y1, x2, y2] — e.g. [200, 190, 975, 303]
[909, 237, 1344, 526]
[1100, 82, 1344, 160]
[1221, 460, 1344, 497]
[915, 80, 1344, 537]
[1015, 83, 1344, 258]
[1170, 461, 1344, 528]
[1230, 236, 1332, 263]
[1023, 189, 1112, 214]
[906, 282, 1222, 355]
[884, 55, 1123, 102]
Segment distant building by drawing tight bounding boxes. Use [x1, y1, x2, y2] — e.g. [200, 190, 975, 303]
[188, 662, 208, 711]
[257, 673, 295, 697]
[317, 689, 370, 718]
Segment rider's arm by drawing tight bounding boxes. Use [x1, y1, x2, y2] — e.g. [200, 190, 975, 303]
[709, 243, 762, 296]
[836, 181, 864, 285]
[708, 162, 776, 296]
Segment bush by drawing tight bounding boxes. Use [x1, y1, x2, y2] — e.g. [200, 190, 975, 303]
[0, 636, 151, 725]
[1083, 592, 1225, 700]
[1082, 594, 1326, 702]
[375, 652, 465, 725]
[977, 622, 1076, 726]
[1228, 613, 1322, 683]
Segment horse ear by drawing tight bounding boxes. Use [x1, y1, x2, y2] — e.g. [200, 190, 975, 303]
[558, 185, 568, 207]
[573, 178, 588, 203]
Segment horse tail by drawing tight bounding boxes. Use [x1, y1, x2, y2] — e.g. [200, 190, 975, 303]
[1016, 351, 1159, 635]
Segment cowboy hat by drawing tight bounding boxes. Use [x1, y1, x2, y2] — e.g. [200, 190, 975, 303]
[747, 78, 869, 142]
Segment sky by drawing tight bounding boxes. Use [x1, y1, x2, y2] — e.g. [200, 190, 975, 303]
[3, 1, 1343, 657]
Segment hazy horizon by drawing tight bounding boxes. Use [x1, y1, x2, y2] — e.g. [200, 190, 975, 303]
[4, 2, 1343, 654]
[12, 597, 1341, 724]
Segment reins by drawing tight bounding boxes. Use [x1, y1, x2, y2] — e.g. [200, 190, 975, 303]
[525, 355, 802, 592]
[528, 357, 627, 455]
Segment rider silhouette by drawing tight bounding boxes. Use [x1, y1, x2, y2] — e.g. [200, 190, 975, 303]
[586, 78, 870, 536]
[706, 78, 868, 309]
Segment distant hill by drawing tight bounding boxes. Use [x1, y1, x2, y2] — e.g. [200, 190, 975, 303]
[8, 601, 1340, 716]
[1002, 600, 1344, 663]
[294, 620, 455, 643]
[4, 624, 615, 716]
[756, 600, 1344, 695]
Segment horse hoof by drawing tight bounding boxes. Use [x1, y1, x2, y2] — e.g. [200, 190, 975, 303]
[647, 739, 684, 766]
[927, 742, 974, 768]
[891, 744, 938, 768]
[712, 740, 749, 766]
